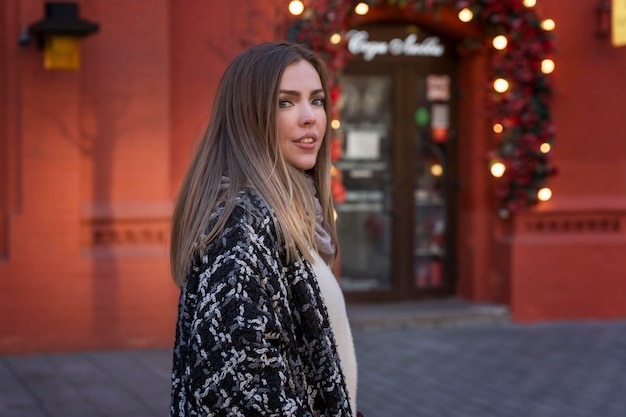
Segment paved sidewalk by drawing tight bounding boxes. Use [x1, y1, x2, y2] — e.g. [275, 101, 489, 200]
[1, 305, 626, 416]
[354, 320, 626, 417]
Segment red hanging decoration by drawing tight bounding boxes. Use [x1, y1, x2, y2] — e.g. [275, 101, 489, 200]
[292, 0, 556, 215]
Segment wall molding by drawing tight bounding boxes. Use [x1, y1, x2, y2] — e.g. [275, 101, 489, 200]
[81, 202, 172, 255]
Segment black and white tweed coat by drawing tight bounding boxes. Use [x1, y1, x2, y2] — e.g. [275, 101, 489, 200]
[170, 191, 353, 417]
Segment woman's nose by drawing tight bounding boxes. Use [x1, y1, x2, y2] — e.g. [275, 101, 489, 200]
[300, 104, 316, 125]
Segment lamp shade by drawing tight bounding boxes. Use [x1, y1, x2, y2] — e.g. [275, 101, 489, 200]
[29, 2, 99, 42]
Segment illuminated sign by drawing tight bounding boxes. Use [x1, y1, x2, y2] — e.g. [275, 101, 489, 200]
[346, 30, 445, 61]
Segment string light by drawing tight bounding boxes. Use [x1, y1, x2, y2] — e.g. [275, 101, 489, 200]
[493, 78, 509, 93]
[541, 58, 555, 74]
[288, 0, 305, 16]
[537, 187, 552, 201]
[492, 35, 508, 50]
[354, 2, 369, 15]
[458, 8, 473, 22]
[541, 19, 556, 31]
[293, 0, 557, 213]
[431, 164, 444, 177]
[490, 162, 506, 178]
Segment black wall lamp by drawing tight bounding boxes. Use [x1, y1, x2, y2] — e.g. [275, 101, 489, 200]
[20, 2, 99, 70]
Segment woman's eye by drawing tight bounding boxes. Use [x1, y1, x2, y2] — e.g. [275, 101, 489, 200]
[279, 100, 292, 108]
[312, 97, 325, 106]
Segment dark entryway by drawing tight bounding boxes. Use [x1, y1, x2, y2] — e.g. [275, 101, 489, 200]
[335, 23, 459, 302]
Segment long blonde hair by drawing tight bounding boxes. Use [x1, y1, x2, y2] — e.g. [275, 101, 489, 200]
[170, 42, 337, 286]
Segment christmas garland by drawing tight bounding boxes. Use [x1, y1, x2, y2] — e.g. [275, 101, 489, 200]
[292, 0, 556, 217]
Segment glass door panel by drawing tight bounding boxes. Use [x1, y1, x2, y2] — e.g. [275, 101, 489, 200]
[413, 73, 450, 289]
[336, 74, 393, 291]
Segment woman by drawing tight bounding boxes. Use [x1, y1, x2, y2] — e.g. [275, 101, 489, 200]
[169, 42, 358, 416]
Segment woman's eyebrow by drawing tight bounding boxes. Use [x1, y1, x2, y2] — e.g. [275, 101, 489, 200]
[279, 88, 325, 96]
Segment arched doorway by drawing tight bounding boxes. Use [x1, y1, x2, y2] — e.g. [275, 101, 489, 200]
[291, 1, 556, 303]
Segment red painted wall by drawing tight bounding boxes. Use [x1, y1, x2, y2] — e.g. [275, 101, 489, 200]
[0, 0, 178, 354]
[455, 0, 626, 322]
[1, 0, 625, 354]
[169, 0, 286, 193]
[503, 0, 626, 321]
[0, 0, 284, 355]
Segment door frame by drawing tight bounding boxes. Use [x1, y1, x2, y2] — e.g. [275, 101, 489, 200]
[341, 23, 460, 303]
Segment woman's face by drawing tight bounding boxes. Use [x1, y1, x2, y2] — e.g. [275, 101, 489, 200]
[277, 60, 327, 171]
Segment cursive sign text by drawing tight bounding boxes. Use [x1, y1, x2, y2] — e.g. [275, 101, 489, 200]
[347, 30, 445, 61]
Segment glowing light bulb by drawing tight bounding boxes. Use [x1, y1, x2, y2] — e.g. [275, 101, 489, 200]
[523, 0, 536, 7]
[331, 119, 341, 129]
[541, 58, 555, 74]
[492, 35, 508, 50]
[354, 2, 369, 15]
[330, 33, 342, 45]
[541, 19, 556, 31]
[537, 187, 552, 201]
[431, 164, 444, 177]
[493, 78, 509, 93]
[458, 8, 473, 22]
[490, 162, 506, 178]
[493, 123, 503, 134]
[288, 0, 304, 16]
[540, 143, 551, 153]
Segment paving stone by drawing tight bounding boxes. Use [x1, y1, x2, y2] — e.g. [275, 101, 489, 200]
[1, 316, 626, 417]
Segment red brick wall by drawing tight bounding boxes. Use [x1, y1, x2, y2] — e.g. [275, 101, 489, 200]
[505, 0, 626, 321]
[2, 0, 625, 354]
[169, 0, 284, 193]
[0, 0, 284, 354]
[0, 0, 9, 260]
[456, 0, 626, 321]
[0, 0, 180, 354]
[455, 52, 496, 302]
[510, 210, 626, 322]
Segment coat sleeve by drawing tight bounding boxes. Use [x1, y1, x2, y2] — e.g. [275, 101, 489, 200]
[186, 217, 312, 417]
